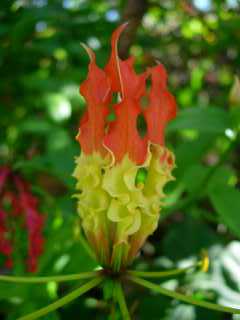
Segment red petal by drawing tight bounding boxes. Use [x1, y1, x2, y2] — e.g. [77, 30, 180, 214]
[105, 23, 128, 93]
[104, 23, 148, 164]
[78, 47, 111, 155]
[104, 99, 147, 164]
[78, 24, 177, 164]
[144, 64, 177, 145]
[105, 23, 147, 99]
[119, 57, 147, 99]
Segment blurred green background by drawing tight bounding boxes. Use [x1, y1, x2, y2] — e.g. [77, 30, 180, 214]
[0, 0, 240, 319]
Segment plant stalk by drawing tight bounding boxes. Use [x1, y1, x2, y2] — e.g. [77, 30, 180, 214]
[18, 276, 104, 320]
[115, 282, 131, 320]
[0, 271, 98, 283]
[129, 276, 240, 314]
[127, 261, 201, 279]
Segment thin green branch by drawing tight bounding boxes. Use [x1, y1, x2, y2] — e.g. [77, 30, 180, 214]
[18, 276, 104, 320]
[129, 276, 240, 314]
[0, 271, 98, 283]
[115, 282, 131, 320]
[127, 261, 201, 279]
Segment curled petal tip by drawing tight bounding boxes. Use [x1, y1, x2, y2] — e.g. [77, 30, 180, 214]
[155, 59, 161, 65]
[80, 42, 95, 62]
[121, 21, 129, 28]
[111, 22, 129, 47]
[116, 21, 129, 32]
[102, 142, 116, 167]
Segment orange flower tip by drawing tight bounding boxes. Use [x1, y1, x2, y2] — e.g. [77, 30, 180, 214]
[121, 21, 129, 29]
[155, 59, 162, 65]
[80, 42, 95, 62]
[110, 22, 129, 52]
[116, 21, 129, 35]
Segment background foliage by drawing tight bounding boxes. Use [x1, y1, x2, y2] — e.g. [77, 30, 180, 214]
[0, 0, 240, 319]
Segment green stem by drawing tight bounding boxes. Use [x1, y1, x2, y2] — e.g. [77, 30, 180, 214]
[127, 261, 201, 279]
[115, 282, 131, 320]
[129, 276, 240, 314]
[18, 277, 104, 320]
[0, 271, 98, 283]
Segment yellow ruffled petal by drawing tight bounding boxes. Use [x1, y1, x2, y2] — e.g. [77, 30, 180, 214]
[107, 199, 141, 237]
[102, 156, 135, 204]
[73, 145, 175, 269]
[77, 188, 109, 212]
[73, 152, 109, 190]
[144, 144, 175, 198]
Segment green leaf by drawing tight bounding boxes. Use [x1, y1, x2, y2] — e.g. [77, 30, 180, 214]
[20, 119, 53, 135]
[207, 166, 237, 193]
[162, 217, 222, 261]
[209, 186, 240, 238]
[181, 164, 209, 195]
[167, 107, 232, 133]
[138, 295, 171, 319]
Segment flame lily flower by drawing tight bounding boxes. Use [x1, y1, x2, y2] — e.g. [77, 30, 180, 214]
[73, 23, 177, 271]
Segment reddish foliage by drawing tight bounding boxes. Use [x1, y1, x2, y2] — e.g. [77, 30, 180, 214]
[0, 209, 13, 268]
[0, 166, 45, 272]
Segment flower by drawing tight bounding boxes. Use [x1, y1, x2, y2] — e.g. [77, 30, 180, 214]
[0, 166, 45, 272]
[73, 23, 177, 271]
